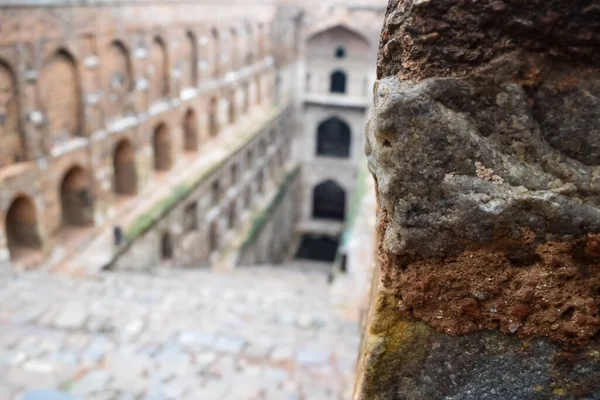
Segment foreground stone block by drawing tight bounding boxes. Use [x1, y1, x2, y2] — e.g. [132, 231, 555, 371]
[356, 0, 600, 398]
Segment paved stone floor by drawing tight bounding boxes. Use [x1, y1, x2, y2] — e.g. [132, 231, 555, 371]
[0, 265, 361, 400]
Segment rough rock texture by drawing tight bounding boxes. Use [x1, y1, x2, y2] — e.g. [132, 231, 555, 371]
[356, 0, 600, 398]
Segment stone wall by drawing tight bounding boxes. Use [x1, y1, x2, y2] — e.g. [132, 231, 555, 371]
[107, 106, 294, 271]
[355, 1, 600, 399]
[237, 166, 301, 266]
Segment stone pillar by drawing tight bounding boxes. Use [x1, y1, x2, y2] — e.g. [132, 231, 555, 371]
[356, 1, 600, 399]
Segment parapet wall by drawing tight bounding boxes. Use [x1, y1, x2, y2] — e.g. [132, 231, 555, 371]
[355, 1, 600, 398]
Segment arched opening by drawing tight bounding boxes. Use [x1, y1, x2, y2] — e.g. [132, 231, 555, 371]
[246, 149, 253, 169]
[244, 187, 252, 208]
[245, 22, 254, 65]
[183, 203, 198, 232]
[183, 108, 198, 152]
[257, 170, 264, 194]
[153, 123, 172, 171]
[209, 96, 219, 137]
[209, 221, 219, 253]
[228, 90, 237, 124]
[330, 70, 346, 94]
[330, 71, 346, 93]
[5, 196, 42, 261]
[211, 180, 221, 206]
[113, 139, 138, 196]
[255, 76, 262, 105]
[294, 234, 339, 263]
[0, 60, 22, 168]
[316, 117, 351, 158]
[39, 49, 81, 143]
[312, 180, 345, 221]
[229, 28, 238, 71]
[149, 37, 169, 102]
[105, 41, 133, 120]
[228, 203, 237, 229]
[243, 83, 250, 114]
[60, 165, 93, 227]
[231, 163, 238, 185]
[257, 23, 265, 59]
[211, 28, 220, 78]
[335, 47, 346, 58]
[160, 231, 173, 260]
[185, 31, 198, 88]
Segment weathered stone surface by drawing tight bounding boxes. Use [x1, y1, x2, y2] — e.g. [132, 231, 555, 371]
[358, 0, 600, 398]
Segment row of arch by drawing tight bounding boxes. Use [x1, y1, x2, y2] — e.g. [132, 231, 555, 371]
[0, 22, 270, 169]
[4, 115, 289, 263]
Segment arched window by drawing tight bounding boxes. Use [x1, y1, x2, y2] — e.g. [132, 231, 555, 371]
[5, 195, 42, 261]
[316, 117, 351, 158]
[228, 90, 237, 124]
[60, 165, 93, 226]
[106, 41, 133, 121]
[209, 221, 219, 253]
[211, 28, 221, 78]
[153, 123, 172, 171]
[229, 28, 238, 71]
[330, 70, 346, 94]
[0, 60, 22, 167]
[209, 96, 219, 137]
[113, 139, 138, 195]
[149, 37, 169, 101]
[183, 108, 198, 152]
[335, 47, 345, 58]
[39, 50, 81, 144]
[312, 180, 345, 221]
[184, 31, 198, 87]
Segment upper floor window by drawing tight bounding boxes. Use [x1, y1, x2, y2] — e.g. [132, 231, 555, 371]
[335, 47, 345, 58]
[330, 70, 346, 94]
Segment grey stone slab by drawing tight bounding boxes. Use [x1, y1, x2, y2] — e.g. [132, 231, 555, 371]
[214, 337, 245, 355]
[242, 343, 272, 359]
[296, 349, 329, 366]
[53, 305, 88, 330]
[20, 390, 75, 400]
[177, 331, 215, 349]
[71, 370, 112, 396]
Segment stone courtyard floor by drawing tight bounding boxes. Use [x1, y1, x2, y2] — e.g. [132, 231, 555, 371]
[0, 265, 361, 400]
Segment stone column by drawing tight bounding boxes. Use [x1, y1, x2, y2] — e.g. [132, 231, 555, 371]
[355, 1, 600, 399]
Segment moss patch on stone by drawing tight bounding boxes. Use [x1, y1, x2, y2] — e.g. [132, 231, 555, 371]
[356, 289, 433, 400]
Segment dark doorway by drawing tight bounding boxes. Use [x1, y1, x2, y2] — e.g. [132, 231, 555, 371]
[313, 180, 345, 221]
[113, 139, 138, 195]
[330, 70, 346, 94]
[161, 232, 173, 260]
[60, 165, 94, 227]
[183, 108, 198, 152]
[153, 123, 172, 171]
[5, 196, 42, 260]
[294, 234, 339, 262]
[316, 117, 351, 158]
[209, 222, 219, 253]
[209, 97, 218, 137]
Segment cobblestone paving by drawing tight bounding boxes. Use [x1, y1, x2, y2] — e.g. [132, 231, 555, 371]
[0, 266, 360, 400]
